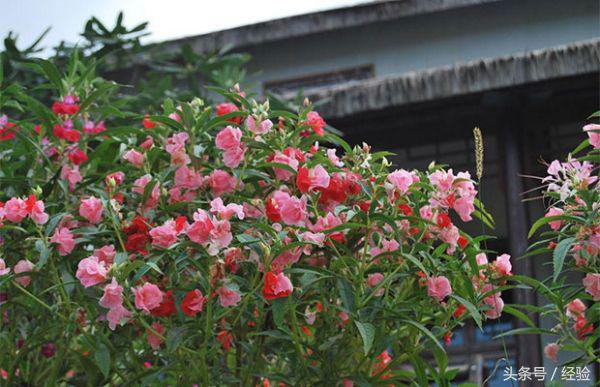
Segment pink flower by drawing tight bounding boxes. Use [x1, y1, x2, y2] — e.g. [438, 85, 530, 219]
[223, 145, 246, 168]
[14, 260, 34, 287]
[132, 283, 163, 313]
[427, 276, 452, 302]
[544, 342, 559, 363]
[582, 273, 600, 301]
[140, 136, 154, 150]
[106, 304, 132, 330]
[50, 227, 76, 256]
[165, 132, 190, 166]
[122, 149, 145, 168]
[367, 273, 385, 296]
[277, 193, 308, 226]
[216, 126, 242, 151]
[385, 169, 415, 197]
[94, 245, 116, 266]
[419, 205, 433, 220]
[246, 116, 272, 135]
[482, 285, 504, 319]
[105, 171, 125, 187]
[208, 170, 237, 195]
[453, 196, 475, 222]
[0, 258, 10, 276]
[272, 150, 299, 181]
[99, 278, 124, 309]
[545, 207, 564, 231]
[583, 123, 600, 149]
[76, 255, 108, 288]
[79, 197, 103, 224]
[492, 254, 512, 276]
[296, 165, 330, 193]
[216, 285, 241, 307]
[187, 210, 214, 244]
[210, 198, 244, 220]
[132, 174, 160, 208]
[147, 322, 165, 350]
[439, 225, 460, 254]
[565, 298, 586, 318]
[149, 220, 179, 248]
[174, 165, 204, 189]
[208, 219, 233, 254]
[4, 198, 28, 222]
[60, 164, 82, 191]
[476, 253, 488, 266]
[29, 199, 49, 224]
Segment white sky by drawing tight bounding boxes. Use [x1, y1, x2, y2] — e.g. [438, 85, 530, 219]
[0, 0, 371, 52]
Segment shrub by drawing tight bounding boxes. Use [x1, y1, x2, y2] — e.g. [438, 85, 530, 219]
[0, 55, 511, 385]
[514, 117, 599, 366]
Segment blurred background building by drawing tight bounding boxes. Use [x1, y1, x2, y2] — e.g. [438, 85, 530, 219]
[141, 0, 599, 384]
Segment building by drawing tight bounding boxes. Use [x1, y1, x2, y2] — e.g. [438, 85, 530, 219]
[136, 0, 600, 384]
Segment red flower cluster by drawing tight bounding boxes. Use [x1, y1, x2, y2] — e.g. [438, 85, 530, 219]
[123, 216, 151, 255]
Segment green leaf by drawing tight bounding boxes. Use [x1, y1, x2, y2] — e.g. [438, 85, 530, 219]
[587, 110, 600, 118]
[337, 278, 356, 313]
[400, 319, 444, 352]
[553, 237, 575, 282]
[94, 342, 110, 379]
[502, 305, 535, 328]
[166, 326, 187, 352]
[528, 215, 583, 238]
[354, 321, 375, 355]
[271, 298, 286, 329]
[35, 59, 63, 91]
[493, 327, 555, 340]
[450, 295, 482, 329]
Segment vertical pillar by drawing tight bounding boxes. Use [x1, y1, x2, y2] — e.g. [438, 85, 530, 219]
[501, 113, 543, 376]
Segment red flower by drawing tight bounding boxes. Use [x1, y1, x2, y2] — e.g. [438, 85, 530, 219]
[216, 330, 233, 351]
[436, 213, 452, 228]
[262, 271, 293, 300]
[52, 96, 80, 115]
[215, 102, 242, 125]
[68, 148, 88, 165]
[124, 216, 151, 255]
[453, 304, 467, 318]
[150, 290, 176, 317]
[265, 196, 282, 223]
[296, 167, 311, 193]
[397, 204, 413, 216]
[53, 124, 81, 142]
[143, 115, 157, 129]
[457, 236, 468, 249]
[0, 122, 17, 141]
[574, 315, 593, 339]
[444, 332, 452, 346]
[181, 289, 206, 317]
[306, 111, 325, 136]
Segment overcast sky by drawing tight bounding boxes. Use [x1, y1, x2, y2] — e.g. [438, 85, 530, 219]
[0, 0, 371, 52]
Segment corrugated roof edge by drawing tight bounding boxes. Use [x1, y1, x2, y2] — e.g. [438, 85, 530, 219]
[288, 38, 600, 118]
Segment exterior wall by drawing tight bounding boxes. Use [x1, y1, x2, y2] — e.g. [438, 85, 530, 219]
[243, 0, 598, 92]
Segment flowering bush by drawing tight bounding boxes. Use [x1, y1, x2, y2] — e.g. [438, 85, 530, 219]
[516, 117, 599, 366]
[0, 58, 512, 385]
